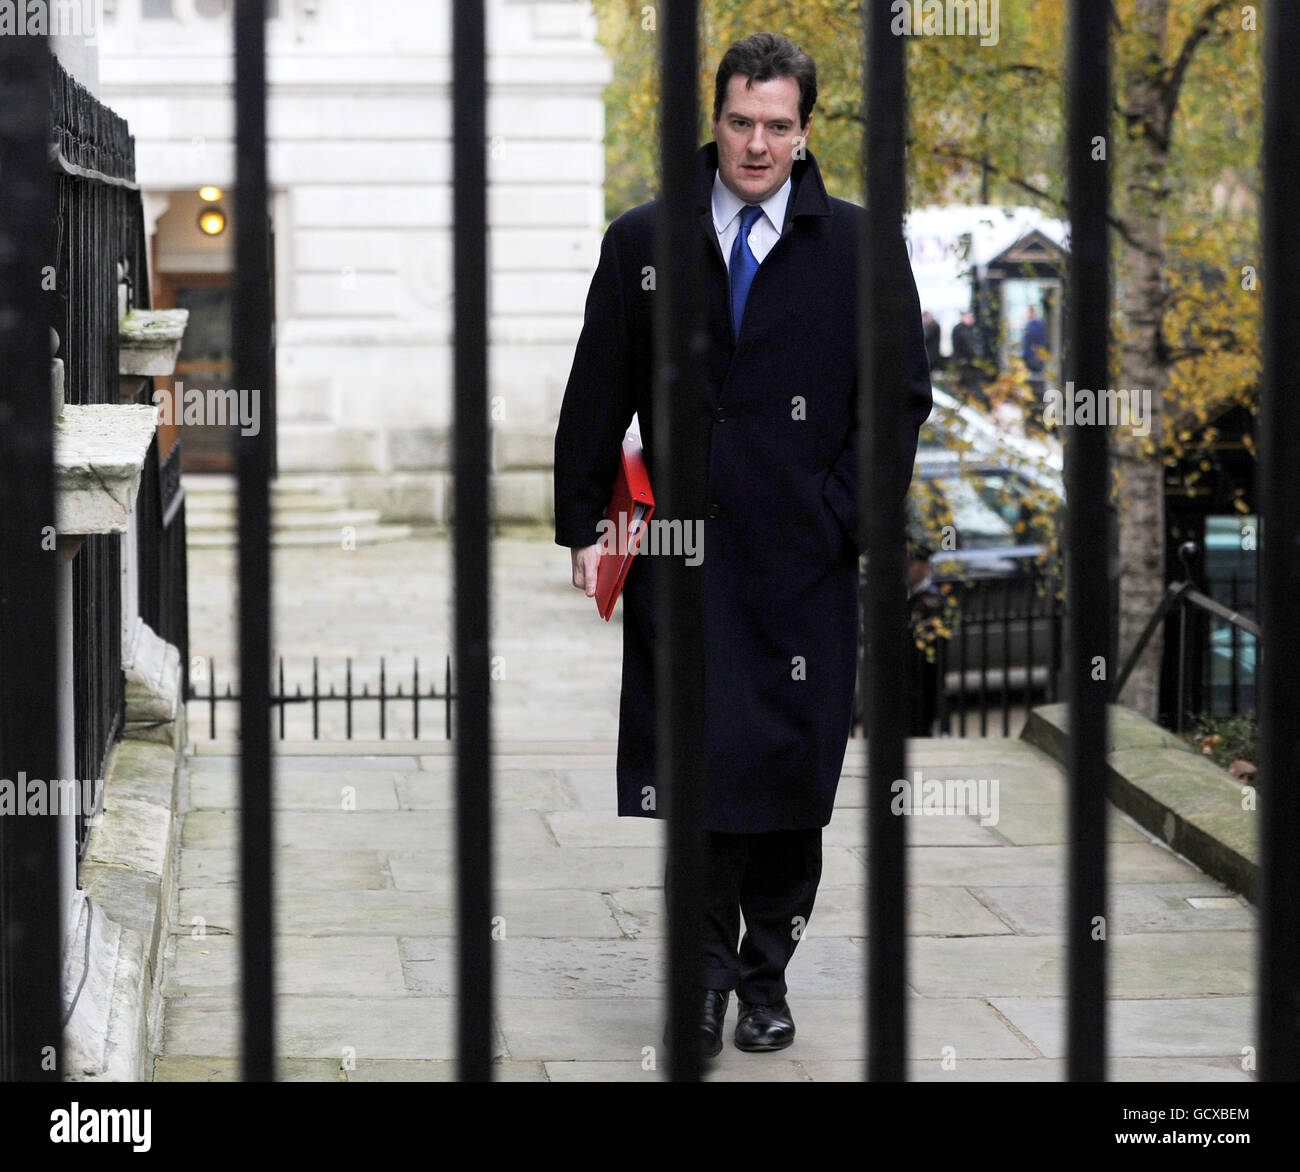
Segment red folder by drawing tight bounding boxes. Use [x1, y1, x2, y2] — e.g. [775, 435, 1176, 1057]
[595, 434, 655, 621]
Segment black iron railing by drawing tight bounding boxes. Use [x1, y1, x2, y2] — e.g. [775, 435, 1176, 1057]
[190, 655, 455, 741]
[135, 433, 191, 700]
[1116, 541, 1259, 732]
[51, 57, 148, 860]
[932, 569, 1064, 737]
[854, 565, 1065, 739]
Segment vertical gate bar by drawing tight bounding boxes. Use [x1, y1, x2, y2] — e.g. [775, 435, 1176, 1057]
[413, 656, 420, 740]
[346, 657, 353, 740]
[1064, 0, 1111, 1082]
[379, 655, 385, 740]
[1259, 0, 1300, 1081]
[1026, 572, 1037, 711]
[978, 589, 989, 736]
[0, 28, 61, 1082]
[312, 655, 319, 739]
[656, 0, 707, 1083]
[452, 0, 493, 1082]
[1001, 580, 1011, 735]
[1229, 576, 1239, 715]
[445, 654, 452, 741]
[234, 0, 275, 1083]
[958, 590, 968, 736]
[860, 0, 909, 1081]
[278, 657, 285, 740]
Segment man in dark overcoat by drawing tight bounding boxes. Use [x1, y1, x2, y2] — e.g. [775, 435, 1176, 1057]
[553, 32, 932, 1058]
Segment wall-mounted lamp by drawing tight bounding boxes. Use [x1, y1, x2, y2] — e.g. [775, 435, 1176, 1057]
[198, 206, 227, 236]
[198, 186, 223, 202]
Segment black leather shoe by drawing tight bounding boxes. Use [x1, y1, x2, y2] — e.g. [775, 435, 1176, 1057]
[663, 989, 730, 1059]
[734, 999, 795, 1052]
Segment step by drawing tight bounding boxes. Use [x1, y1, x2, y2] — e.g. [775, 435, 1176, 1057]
[187, 523, 413, 548]
[185, 508, 385, 532]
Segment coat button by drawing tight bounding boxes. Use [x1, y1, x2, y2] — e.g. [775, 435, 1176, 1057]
[713, 407, 728, 422]
[707, 503, 721, 518]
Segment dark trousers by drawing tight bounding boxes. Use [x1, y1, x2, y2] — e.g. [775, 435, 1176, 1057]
[665, 828, 823, 1004]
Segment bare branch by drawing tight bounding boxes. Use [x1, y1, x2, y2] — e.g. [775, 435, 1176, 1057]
[1163, 1, 1234, 124]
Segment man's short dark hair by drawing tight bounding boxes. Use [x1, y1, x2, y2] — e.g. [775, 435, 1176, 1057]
[713, 32, 817, 128]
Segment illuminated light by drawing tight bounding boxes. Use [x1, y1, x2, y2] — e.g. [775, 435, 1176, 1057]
[198, 186, 223, 202]
[198, 207, 227, 236]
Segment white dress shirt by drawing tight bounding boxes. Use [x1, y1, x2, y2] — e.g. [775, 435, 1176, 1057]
[712, 170, 792, 271]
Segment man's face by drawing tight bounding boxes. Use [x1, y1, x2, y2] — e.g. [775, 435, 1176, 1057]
[712, 73, 809, 204]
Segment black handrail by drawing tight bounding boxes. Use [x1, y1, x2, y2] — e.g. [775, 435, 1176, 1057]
[1111, 541, 1259, 729]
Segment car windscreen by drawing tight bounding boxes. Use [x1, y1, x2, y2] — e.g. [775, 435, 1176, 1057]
[909, 471, 1039, 550]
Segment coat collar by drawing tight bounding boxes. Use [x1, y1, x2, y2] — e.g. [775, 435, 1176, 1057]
[694, 139, 832, 232]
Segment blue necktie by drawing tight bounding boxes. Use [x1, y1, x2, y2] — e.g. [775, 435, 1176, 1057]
[729, 204, 763, 340]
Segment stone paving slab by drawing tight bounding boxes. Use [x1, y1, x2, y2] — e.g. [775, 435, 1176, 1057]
[178, 886, 624, 938]
[609, 884, 1014, 939]
[181, 808, 552, 852]
[163, 994, 498, 1061]
[179, 847, 390, 889]
[871, 842, 1202, 887]
[497, 995, 1036, 1063]
[990, 996, 1254, 1058]
[153, 1055, 548, 1082]
[971, 883, 1255, 936]
[800, 1056, 1251, 1081]
[167, 935, 406, 997]
[909, 932, 1254, 998]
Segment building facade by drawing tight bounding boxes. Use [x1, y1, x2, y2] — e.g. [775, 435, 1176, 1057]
[99, 0, 610, 523]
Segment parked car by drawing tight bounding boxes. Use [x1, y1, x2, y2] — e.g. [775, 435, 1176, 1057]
[852, 440, 1065, 733]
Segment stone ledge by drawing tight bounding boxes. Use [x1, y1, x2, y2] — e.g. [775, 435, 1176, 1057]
[119, 308, 188, 377]
[1022, 703, 1257, 901]
[54, 403, 158, 535]
[72, 733, 184, 1081]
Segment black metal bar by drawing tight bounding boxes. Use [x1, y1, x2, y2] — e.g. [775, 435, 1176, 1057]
[958, 589, 968, 736]
[1229, 577, 1240, 715]
[656, 0, 707, 1084]
[1026, 572, 1037, 710]
[278, 657, 285, 740]
[379, 656, 386, 740]
[452, 0, 493, 1082]
[861, 0, 909, 1081]
[1177, 602, 1188, 733]
[1064, 0, 1111, 1083]
[209, 657, 217, 740]
[312, 656, 319, 739]
[445, 655, 452, 740]
[0, 27, 61, 1082]
[1259, 0, 1300, 1079]
[978, 585, 989, 736]
[413, 657, 420, 740]
[1001, 580, 1012, 735]
[346, 658, 353, 740]
[234, 0, 274, 1083]
[1047, 569, 1061, 702]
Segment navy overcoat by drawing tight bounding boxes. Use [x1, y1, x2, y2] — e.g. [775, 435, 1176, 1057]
[553, 141, 932, 833]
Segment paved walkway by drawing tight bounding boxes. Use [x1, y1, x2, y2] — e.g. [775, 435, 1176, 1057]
[154, 530, 1256, 1080]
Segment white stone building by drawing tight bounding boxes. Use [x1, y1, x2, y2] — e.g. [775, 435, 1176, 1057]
[99, 0, 611, 525]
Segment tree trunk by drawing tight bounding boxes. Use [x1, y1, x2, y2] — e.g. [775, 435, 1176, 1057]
[1112, 0, 1171, 720]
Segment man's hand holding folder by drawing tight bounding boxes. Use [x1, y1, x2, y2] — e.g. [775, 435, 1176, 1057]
[568, 432, 655, 620]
